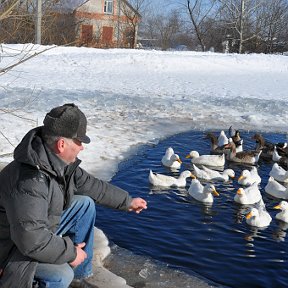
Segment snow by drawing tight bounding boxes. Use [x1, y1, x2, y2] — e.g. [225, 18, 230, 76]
[0, 44, 288, 181]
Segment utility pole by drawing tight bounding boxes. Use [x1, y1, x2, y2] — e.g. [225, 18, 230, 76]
[35, 0, 42, 44]
[239, 0, 245, 53]
[117, 0, 121, 47]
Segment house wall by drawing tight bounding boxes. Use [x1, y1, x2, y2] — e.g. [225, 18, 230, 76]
[74, 0, 137, 48]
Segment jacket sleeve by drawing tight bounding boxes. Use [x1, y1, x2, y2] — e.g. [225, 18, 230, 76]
[4, 170, 76, 264]
[73, 166, 132, 211]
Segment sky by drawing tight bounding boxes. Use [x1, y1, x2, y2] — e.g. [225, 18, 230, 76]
[0, 44, 288, 182]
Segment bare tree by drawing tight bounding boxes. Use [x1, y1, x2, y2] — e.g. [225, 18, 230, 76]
[0, 0, 20, 21]
[169, 0, 219, 51]
[185, 0, 219, 51]
[143, 9, 183, 50]
[120, 0, 150, 48]
[218, 0, 266, 53]
[258, 0, 288, 53]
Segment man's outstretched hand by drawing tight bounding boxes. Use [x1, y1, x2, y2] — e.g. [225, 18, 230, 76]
[129, 198, 147, 214]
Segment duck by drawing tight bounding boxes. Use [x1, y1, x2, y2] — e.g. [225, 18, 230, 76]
[188, 178, 219, 203]
[161, 147, 182, 169]
[238, 167, 261, 186]
[272, 146, 288, 168]
[274, 201, 288, 223]
[225, 138, 262, 165]
[205, 132, 228, 155]
[192, 164, 234, 182]
[234, 182, 262, 205]
[148, 170, 193, 187]
[245, 206, 272, 228]
[217, 130, 229, 147]
[264, 176, 288, 199]
[269, 163, 288, 183]
[186, 151, 225, 167]
[252, 133, 288, 160]
[229, 126, 243, 152]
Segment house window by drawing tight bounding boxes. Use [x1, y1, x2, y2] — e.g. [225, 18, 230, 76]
[104, 0, 113, 14]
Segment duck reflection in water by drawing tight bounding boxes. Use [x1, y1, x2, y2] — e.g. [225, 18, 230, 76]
[272, 221, 288, 242]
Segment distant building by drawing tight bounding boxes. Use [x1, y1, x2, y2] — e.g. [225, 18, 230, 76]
[0, 0, 141, 48]
[72, 0, 141, 48]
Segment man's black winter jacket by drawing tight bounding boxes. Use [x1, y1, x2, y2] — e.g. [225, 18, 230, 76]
[0, 127, 132, 287]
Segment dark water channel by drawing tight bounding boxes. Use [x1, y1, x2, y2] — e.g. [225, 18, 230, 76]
[96, 130, 288, 288]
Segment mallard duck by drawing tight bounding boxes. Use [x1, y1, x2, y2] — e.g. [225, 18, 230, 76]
[217, 130, 229, 147]
[229, 126, 243, 152]
[252, 133, 288, 161]
[186, 151, 225, 167]
[269, 163, 288, 183]
[238, 167, 261, 186]
[161, 147, 182, 169]
[265, 176, 288, 199]
[192, 164, 234, 182]
[149, 170, 193, 187]
[234, 182, 262, 205]
[188, 178, 219, 203]
[225, 138, 262, 165]
[274, 201, 288, 223]
[205, 132, 228, 155]
[246, 206, 272, 228]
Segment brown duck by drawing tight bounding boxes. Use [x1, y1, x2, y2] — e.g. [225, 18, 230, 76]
[225, 138, 262, 165]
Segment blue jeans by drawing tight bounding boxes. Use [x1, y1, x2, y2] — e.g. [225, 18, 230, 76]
[34, 195, 96, 288]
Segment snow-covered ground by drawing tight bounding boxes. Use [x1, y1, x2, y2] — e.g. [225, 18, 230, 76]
[0, 44, 287, 180]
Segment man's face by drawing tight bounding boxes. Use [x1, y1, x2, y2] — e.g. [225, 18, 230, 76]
[60, 138, 84, 164]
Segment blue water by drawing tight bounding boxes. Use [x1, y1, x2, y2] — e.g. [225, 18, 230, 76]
[96, 130, 288, 288]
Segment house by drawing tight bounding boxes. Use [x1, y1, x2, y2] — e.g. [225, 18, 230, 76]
[73, 0, 141, 48]
[0, 0, 140, 48]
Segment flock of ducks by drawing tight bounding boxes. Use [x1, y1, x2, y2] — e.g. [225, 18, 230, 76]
[149, 127, 288, 228]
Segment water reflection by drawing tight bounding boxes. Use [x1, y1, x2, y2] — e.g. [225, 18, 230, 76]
[272, 221, 288, 242]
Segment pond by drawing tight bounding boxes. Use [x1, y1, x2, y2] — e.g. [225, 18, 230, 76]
[96, 130, 288, 288]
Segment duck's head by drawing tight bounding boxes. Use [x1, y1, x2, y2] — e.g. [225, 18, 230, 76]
[238, 169, 250, 181]
[274, 201, 288, 211]
[236, 188, 245, 196]
[171, 154, 182, 164]
[186, 150, 199, 159]
[180, 170, 195, 179]
[205, 184, 219, 196]
[246, 208, 258, 219]
[224, 169, 235, 178]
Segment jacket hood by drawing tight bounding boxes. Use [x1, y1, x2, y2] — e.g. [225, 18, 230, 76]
[13, 127, 62, 176]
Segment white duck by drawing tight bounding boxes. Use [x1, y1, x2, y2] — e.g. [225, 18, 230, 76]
[149, 170, 193, 187]
[264, 176, 288, 199]
[245, 206, 272, 228]
[225, 138, 262, 165]
[161, 147, 182, 169]
[269, 163, 288, 183]
[272, 146, 288, 167]
[188, 178, 219, 203]
[217, 130, 229, 147]
[272, 146, 282, 162]
[192, 164, 234, 182]
[274, 201, 288, 223]
[186, 151, 225, 167]
[234, 182, 262, 205]
[238, 167, 261, 186]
